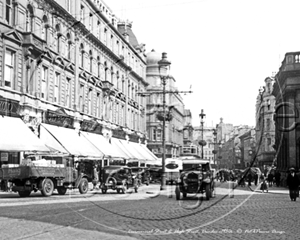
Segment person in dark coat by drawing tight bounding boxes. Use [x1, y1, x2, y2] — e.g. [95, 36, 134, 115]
[274, 171, 281, 187]
[267, 172, 274, 187]
[286, 168, 300, 201]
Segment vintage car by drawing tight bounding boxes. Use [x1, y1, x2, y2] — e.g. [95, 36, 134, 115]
[100, 165, 138, 194]
[175, 158, 215, 200]
[130, 167, 151, 186]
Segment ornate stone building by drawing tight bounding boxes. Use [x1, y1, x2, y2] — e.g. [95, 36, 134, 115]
[255, 77, 276, 168]
[145, 50, 186, 158]
[0, 0, 153, 165]
[273, 51, 300, 176]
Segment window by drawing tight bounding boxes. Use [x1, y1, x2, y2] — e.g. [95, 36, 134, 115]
[54, 72, 60, 103]
[4, 49, 14, 88]
[104, 28, 107, 44]
[96, 92, 101, 117]
[6, 0, 12, 25]
[89, 50, 93, 73]
[65, 78, 71, 107]
[80, 44, 84, 68]
[41, 16, 48, 42]
[89, 13, 93, 31]
[97, 21, 101, 38]
[88, 88, 92, 115]
[80, 5, 85, 23]
[41, 66, 48, 99]
[266, 118, 270, 130]
[79, 84, 84, 112]
[56, 24, 61, 54]
[26, 5, 34, 32]
[67, 33, 71, 60]
[97, 56, 101, 78]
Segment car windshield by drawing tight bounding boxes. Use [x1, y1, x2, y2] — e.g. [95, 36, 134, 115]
[104, 168, 123, 174]
[183, 164, 202, 171]
[131, 168, 140, 173]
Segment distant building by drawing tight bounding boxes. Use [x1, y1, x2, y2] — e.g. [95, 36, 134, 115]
[256, 77, 276, 168]
[145, 50, 187, 158]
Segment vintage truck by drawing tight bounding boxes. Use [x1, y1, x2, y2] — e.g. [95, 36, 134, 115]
[0, 164, 89, 197]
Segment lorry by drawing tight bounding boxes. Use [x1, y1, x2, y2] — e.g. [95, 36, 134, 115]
[0, 159, 91, 197]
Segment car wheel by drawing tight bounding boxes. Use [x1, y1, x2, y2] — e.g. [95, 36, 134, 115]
[78, 178, 88, 194]
[205, 184, 211, 200]
[41, 178, 54, 197]
[102, 188, 107, 194]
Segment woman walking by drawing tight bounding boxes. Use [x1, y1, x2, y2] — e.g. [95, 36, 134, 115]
[287, 168, 300, 201]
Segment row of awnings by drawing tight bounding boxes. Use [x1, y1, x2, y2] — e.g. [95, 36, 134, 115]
[0, 115, 158, 162]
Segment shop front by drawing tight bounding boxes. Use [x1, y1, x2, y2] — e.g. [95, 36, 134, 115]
[0, 97, 50, 167]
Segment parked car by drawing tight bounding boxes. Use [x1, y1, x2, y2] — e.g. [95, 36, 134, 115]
[149, 167, 162, 183]
[100, 165, 138, 194]
[130, 167, 151, 186]
[175, 159, 215, 200]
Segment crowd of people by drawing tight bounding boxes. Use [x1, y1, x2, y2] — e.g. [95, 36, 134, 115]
[215, 167, 300, 201]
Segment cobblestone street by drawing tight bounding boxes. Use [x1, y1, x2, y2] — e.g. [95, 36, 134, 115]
[0, 182, 298, 240]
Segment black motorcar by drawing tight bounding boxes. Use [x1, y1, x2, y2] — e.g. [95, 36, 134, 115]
[175, 159, 215, 200]
[130, 167, 151, 186]
[100, 165, 138, 194]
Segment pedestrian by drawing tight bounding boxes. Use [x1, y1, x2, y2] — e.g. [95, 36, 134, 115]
[248, 173, 252, 186]
[286, 168, 300, 201]
[92, 163, 99, 190]
[267, 172, 274, 187]
[254, 173, 258, 186]
[274, 171, 281, 187]
[260, 174, 268, 193]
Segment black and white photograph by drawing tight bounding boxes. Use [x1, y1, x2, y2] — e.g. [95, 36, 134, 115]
[0, 0, 300, 239]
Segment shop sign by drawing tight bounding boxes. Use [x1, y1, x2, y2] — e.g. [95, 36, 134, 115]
[0, 153, 8, 162]
[80, 119, 102, 134]
[0, 97, 19, 117]
[44, 109, 74, 128]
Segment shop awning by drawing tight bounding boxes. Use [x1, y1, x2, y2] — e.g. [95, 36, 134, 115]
[119, 139, 147, 160]
[110, 138, 133, 159]
[0, 116, 50, 152]
[138, 144, 158, 161]
[40, 124, 103, 158]
[80, 131, 128, 159]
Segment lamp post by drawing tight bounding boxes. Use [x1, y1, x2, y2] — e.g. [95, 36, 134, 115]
[199, 109, 206, 159]
[212, 128, 217, 165]
[157, 52, 171, 191]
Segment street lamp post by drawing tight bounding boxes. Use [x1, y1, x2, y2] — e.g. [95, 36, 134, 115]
[158, 52, 171, 191]
[199, 109, 206, 159]
[212, 128, 217, 165]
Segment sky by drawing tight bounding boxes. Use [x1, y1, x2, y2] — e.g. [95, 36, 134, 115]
[106, 0, 300, 128]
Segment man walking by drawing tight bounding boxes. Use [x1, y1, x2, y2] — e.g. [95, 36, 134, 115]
[287, 168, 300, 201]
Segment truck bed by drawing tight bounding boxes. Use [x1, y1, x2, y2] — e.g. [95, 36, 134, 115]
[0, 166, 66, 180]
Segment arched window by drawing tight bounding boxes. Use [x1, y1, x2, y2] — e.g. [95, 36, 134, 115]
[116, 71, 119, 89]
[104, 62, 107, 81]
[80, 44, 84, 68]
[66, 33, 71, 60]
[55, 24, 61, 54]
[26, 5, 34, 32]
[89, 50, 93, 73]
[111, 66, 114, 84]
[97, 56, 101, 78]
[41, 15, 48, 42]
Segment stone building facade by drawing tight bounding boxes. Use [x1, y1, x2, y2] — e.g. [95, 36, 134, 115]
[273, 51, 300, 175]
[145, 50, 186, 158]
[256, 77, 276, 168]
[0, 0, 148, 164]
